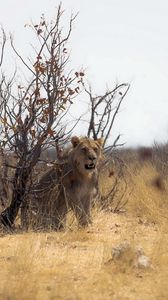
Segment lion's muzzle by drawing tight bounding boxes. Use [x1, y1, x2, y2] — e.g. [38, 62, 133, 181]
[85, 163, 95, 170]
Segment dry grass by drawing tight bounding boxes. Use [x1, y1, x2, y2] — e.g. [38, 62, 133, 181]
[1, 161, 168, 299]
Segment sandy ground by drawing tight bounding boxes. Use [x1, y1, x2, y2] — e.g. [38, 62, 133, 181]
[0, 162, 168, 300]
[0, 210, 168, 300]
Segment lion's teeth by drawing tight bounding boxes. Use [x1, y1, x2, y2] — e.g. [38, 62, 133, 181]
[85, 163, 95, 170]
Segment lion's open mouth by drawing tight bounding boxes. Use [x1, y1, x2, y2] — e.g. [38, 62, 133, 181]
[85, 163, 95, 170]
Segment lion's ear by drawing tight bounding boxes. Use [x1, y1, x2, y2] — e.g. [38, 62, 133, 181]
[96, 138, 104, 148]
[71, 136, 80, 148]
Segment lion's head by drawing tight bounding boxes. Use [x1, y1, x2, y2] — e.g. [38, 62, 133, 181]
[69, 136, 103, 176]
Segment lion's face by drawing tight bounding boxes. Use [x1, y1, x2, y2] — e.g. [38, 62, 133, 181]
[70, 136, 103, 176]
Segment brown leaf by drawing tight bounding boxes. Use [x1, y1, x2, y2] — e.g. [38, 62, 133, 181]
[68, 88, 75, 96]
[0, 117, 7, 125]
[34, 62, 46, 74]
[63, 97, 67, 103]
[18, 85, 24, 89]
[39, 116, 47, 123]
[37, 29, 43, 35]
[60, 104, 66, 110]
[59, 90, 65, 97]
[34, 87, 40, 97]
[36, 98, 47, 105]
[48, 128, 55, 136]
[12, 125, 17, 133]
[16, 116, 22, 124]
[75, 87, 79, 93]
[30, 129, 35, 138]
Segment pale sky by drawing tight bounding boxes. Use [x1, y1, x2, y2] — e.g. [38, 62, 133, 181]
[1, 0, 168, 146]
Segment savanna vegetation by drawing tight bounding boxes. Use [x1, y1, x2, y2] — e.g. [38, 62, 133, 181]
[0, 4, 168, 300]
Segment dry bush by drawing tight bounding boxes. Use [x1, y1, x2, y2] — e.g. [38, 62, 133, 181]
[151, 142, 168, 176]
[98, 155, 130, 213]
[0, 4, 85, 229]
[98, 146, 168, 225]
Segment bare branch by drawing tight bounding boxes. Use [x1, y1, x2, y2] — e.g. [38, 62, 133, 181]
[85, 83, 130, 147]
[0, 28, 6, 67]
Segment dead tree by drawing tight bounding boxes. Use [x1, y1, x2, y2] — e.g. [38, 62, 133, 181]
[85, 83, 130, 148]
[84, 83, 130, 211]
[0, 4, 84, 229]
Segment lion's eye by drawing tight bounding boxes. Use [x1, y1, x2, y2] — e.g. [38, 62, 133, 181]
[93, 147, 98, 152]
[81, 147, 86, 152]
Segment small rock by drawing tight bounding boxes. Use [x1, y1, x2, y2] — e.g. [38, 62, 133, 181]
[135, 255, 151, 269]
[135, 246, 145, 256]
[111, 242, 151, 269]
[138, 218, 144, 225]
[112, 241, 131, 260]
[115, 223, 120, 228]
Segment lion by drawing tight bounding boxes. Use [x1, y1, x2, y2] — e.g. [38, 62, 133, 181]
[27, 136, 103, 230]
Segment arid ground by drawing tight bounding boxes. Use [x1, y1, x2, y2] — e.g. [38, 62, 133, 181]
[0, 160, 168, 300]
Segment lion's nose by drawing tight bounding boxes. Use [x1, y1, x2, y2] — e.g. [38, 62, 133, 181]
[88, 155, 96, 161]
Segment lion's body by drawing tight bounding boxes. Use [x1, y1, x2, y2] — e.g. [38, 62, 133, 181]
[27, 136, 103, 230]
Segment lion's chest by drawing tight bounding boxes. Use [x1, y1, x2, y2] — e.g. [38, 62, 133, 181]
[65, 176, 97, 200]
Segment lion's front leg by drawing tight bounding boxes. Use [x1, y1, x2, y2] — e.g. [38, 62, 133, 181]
[71, 196, 92, 227]
[51, 203, 68, 230]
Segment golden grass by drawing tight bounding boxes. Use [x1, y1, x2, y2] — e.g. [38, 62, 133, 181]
[1, 161, 168, 299]
[127, 162, 168, 223]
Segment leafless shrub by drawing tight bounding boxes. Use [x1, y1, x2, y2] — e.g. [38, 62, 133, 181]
[84, 83, 130, 212]
[97, 152, 131, 213]
[85, 83, 130, 147]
